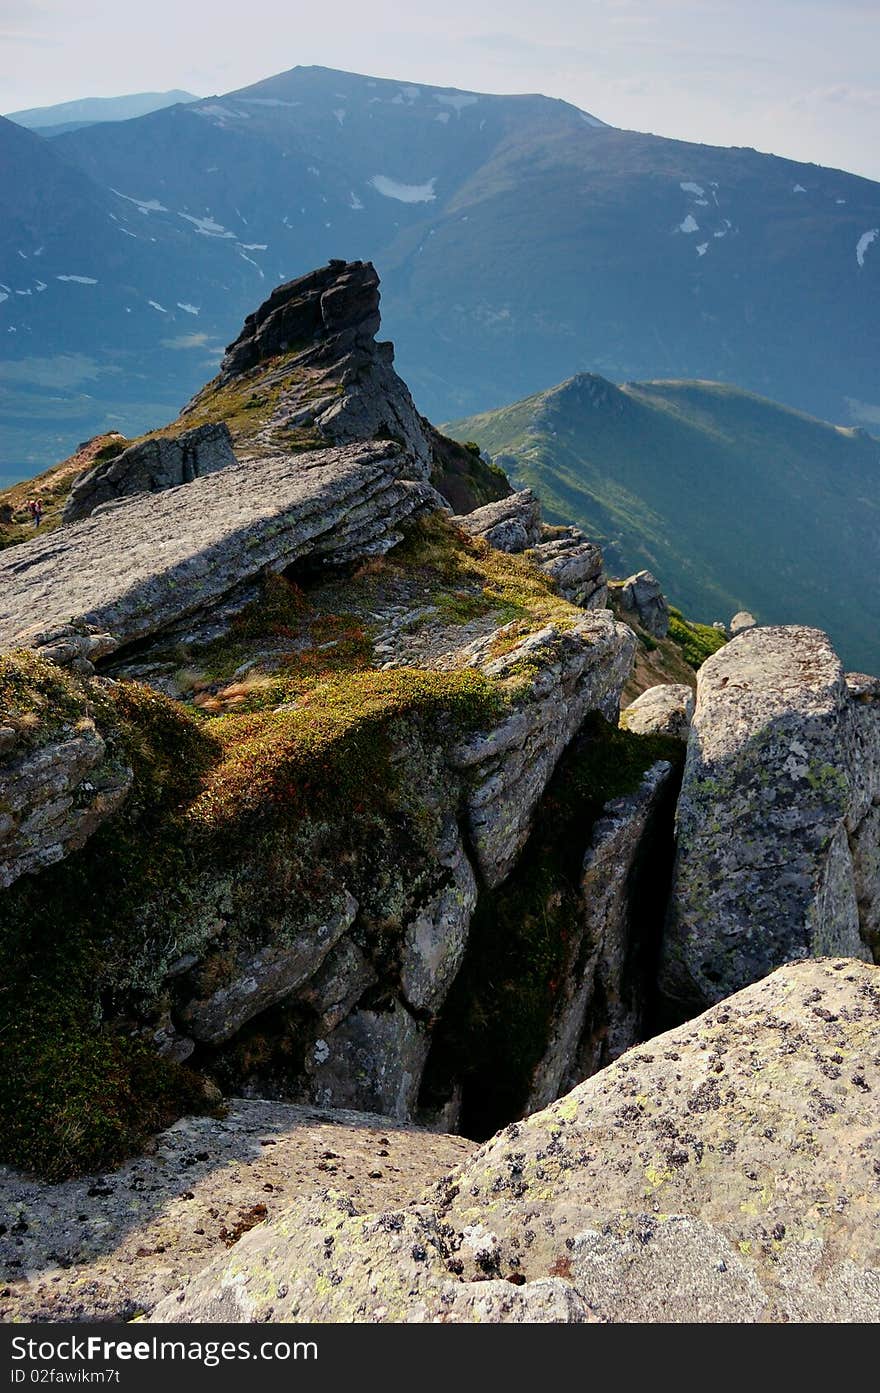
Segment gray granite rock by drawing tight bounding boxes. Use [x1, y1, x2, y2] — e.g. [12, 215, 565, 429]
[62, 423, 237, 523]
[620, 683, 695, 740]
[454, 489, 542, 552]
[619, 570, 670, 638]
[529, 528, 608, 609]
[151, 960, 880, 1324]
[0, 721, 132, 888]
[662, 626, 876, 1012]
[400, 821, 478, 1013]
[0, 443, 442, 668]
[527, 759, 677, 1111]
[730, 610, 757, 635]
[301, 1003, 429, 1120]
[449, 614, 636, 886]
[176, 892, 359, 1044]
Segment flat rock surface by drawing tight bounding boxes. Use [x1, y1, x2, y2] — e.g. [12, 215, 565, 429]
[0, 443, 438, 660]
[152, 960, 880, 1324]
[0, 1099, 474, 1322]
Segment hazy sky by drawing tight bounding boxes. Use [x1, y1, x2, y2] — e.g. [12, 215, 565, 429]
[4, 0, 880, 181]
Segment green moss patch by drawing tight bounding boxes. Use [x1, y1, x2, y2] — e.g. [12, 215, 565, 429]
[667, 607, 727, 670]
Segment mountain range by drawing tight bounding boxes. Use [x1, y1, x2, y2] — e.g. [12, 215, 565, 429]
[448, 373, 880, 673]
[5, 90, 200, 137]
[2, 64, 879, 479]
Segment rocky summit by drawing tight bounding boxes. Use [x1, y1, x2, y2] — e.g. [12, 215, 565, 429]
[0, 259, 878, 1325]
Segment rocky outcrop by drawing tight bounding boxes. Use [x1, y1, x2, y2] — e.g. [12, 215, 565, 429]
[529, 529, 608, 609]
[619, 570, 670, 638]
[188, 259, 434, 477]
[662, 626, 877, 1012]
[62, 423, 237, 524]
[455, 489, 542, 552]
[526, 758, 677, 1111]
[456, 491, 607, 608]
[450, 617, 637, 886]
[0, 443, 442, 669]
[0, 716, 131, 889]
[620, 683, 695, 740]
[151, 960, 880, 1324]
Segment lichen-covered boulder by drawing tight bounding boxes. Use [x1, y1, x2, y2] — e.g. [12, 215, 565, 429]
[620, 683, 695, 741]
[152, 959, 880, 1324]
[730, 610, 757, 635]
[662, 626, 877, 1012]
[530, 529, 607, 609]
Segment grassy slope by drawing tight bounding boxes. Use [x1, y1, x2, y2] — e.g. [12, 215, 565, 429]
[447, 376, 880, 673]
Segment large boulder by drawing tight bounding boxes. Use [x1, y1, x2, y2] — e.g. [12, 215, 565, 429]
[151, 959, 880, 1324]
[529, 529, 608, 609]
[62, 423, 237, 523]
[620, 683, 695, 741]
[455, 489, 542, 553]
[662, 626, 877, 1012]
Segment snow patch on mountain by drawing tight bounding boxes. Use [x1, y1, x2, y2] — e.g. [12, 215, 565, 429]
[856, 228, 878, 268]
[679, 214, 699, 234]
[178, 213, 236, 239]
[369, 175, 436, 203]
[112, 190, 168, 214]
[680, 181, 705, 197]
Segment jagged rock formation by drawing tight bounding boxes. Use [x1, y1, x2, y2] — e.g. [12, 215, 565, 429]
[62, 423, 237, 523]
[185, 260, 435, 476]
[619, 570, 670, 638]
[526, 758, 677, 1111]
[456, 489, 608, 609]
[0, 443, 442, 669]
[620, 684, 695, 740]
[150, 960, 880, 1324]
[662, 626, 878, 1011]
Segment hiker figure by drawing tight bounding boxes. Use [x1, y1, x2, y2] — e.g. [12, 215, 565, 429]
[32, 499, 43, 527]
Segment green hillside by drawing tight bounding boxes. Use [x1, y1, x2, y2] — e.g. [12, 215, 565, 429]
[447, 375, 880, 674]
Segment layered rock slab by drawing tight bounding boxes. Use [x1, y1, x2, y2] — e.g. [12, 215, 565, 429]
[662, 625, 877, 1011]
[620, 683, 694, 741]
[152, 960, 880, 1324]
[0, 443, 442, 666]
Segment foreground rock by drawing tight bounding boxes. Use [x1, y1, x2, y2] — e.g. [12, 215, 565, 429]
[0, 443, 441, 667]
[620, 684, 695, 741]
[152, 960, 880, 1324]
[663, 625, 878, 1011]
[0, 1100, 474, 1323]
[62, 423, 237, 524]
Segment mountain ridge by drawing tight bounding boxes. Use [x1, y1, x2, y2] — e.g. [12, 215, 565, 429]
[2, 64, 878, 475]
